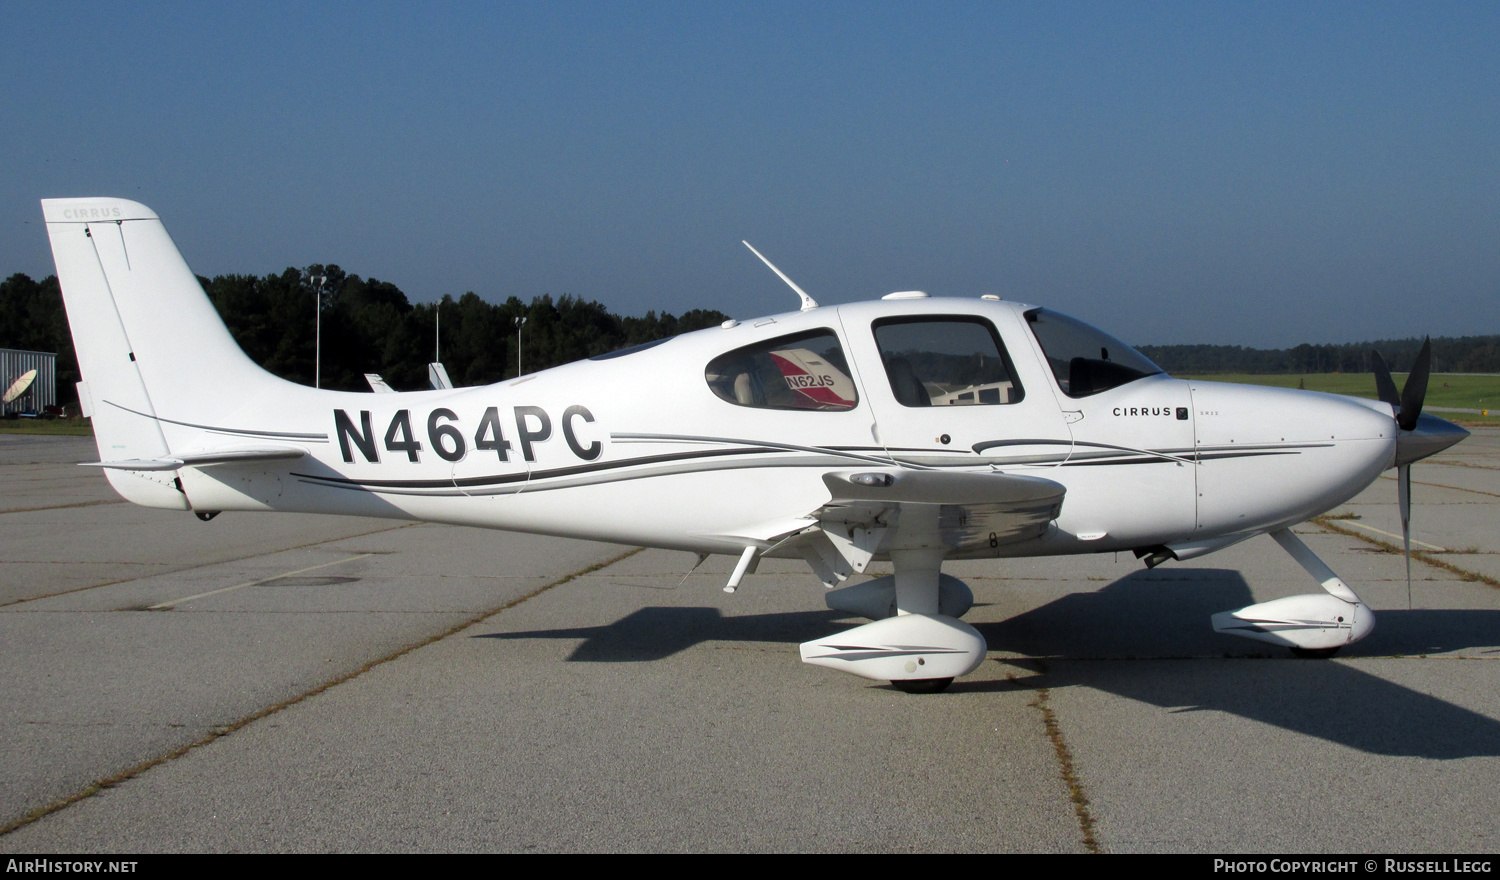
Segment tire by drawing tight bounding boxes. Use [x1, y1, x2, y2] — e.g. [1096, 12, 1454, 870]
[1290, 646, 1340, 659]
[891, 677, 954, 694]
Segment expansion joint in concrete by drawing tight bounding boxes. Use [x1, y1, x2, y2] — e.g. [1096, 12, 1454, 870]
[0, 545, 646, 837]
[1015, 666, 1101, 854]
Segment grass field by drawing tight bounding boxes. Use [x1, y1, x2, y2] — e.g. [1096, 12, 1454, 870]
[1178, 372, 1500, 424]
[0, 419, 94, 436]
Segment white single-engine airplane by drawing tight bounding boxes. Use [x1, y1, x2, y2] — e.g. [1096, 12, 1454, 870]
[43, 198, 1469, 692]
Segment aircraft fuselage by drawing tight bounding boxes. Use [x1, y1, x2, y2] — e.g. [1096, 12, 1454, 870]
[163, 297, 1396, 562]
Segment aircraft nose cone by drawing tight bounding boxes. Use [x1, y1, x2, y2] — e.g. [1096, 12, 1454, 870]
[1395, 412, 1470, 467]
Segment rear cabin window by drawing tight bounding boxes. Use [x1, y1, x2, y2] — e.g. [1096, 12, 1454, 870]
[872, 317, 1023, 407]
[705, 330, 857, 411]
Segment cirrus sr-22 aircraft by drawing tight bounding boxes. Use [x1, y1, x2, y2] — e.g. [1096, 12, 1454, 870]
[41, 198, 1469, 692]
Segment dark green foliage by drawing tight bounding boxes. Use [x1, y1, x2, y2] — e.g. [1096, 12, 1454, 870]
[256, 271, 735, 390]
[0, 273, 77, 393]
[0, 274, 69, 359]
[1, 267, 730, 396]
[197, 268, 738, 390]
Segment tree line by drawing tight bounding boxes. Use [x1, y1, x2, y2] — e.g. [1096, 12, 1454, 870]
[1136, 337, 1500, 375]
[0, 268, 729, 402]
[201, 264, 731, 391]
[3, 268, 1497, 408]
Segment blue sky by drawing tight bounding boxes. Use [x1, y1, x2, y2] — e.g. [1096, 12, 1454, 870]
[4, 1, 1497, 347]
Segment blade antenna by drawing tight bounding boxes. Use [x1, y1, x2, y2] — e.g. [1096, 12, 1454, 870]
[675, 552, 710, 590]
[742, 241, 818, 311]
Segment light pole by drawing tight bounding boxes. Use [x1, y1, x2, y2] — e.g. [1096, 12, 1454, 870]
[514, 316, 527, 377]
[310, 275, 327, 389]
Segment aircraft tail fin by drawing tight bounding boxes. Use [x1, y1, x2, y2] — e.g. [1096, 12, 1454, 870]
[41, 198, 293, 508]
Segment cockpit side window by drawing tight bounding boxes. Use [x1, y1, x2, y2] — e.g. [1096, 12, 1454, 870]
[705, 330, 857, 411]
[871, 317, 1024, 407]
[1024, 308, 1163, 398]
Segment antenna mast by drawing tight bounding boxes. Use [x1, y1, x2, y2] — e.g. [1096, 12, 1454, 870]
[742, 241, 818, 311]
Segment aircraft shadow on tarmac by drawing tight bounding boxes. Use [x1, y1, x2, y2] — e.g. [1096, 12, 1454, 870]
[478, 568, 1500, 759]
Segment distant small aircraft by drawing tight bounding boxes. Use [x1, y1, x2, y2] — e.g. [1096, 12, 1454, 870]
[42, 198, 1468, 692]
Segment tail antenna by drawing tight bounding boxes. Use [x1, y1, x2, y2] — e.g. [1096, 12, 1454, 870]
[742, 241, 818, 311]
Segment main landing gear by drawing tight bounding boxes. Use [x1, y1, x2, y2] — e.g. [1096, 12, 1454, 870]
[799, 549, 986, 692]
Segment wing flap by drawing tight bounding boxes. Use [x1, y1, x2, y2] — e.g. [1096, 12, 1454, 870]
[820, 468, 1065, 556]
[822, 468, 1065, 507]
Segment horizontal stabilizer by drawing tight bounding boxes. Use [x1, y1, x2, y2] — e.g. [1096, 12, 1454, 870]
[80, 459, 182, 472]
[82, 447, 305, 470]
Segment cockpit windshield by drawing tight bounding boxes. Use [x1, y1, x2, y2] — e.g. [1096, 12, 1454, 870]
[1024, 308, 1163, 398]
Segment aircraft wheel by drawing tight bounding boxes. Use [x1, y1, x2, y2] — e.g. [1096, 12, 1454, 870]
[891, 677, 954, 694]
[1290, 646, 1340, 659]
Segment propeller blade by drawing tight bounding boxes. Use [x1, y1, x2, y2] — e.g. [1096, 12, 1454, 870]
[1397, 338, 1432, 431]
[1398, 463, 1412, 608]
[1371, 350, 1400, 410]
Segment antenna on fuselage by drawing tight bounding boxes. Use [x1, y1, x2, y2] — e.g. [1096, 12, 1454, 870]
[742, 241, 818, 311]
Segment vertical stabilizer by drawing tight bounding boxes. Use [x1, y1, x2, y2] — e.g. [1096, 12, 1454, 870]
[41, 198, 291, 508]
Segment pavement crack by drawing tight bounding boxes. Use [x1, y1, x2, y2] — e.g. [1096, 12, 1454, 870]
[1313, 516, 1500, 590]
[1374, 473, 1500, 499]
[1013, 665, 1101, 854]
[0, 522, 419, 610]
[0, 545, 645, 838]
